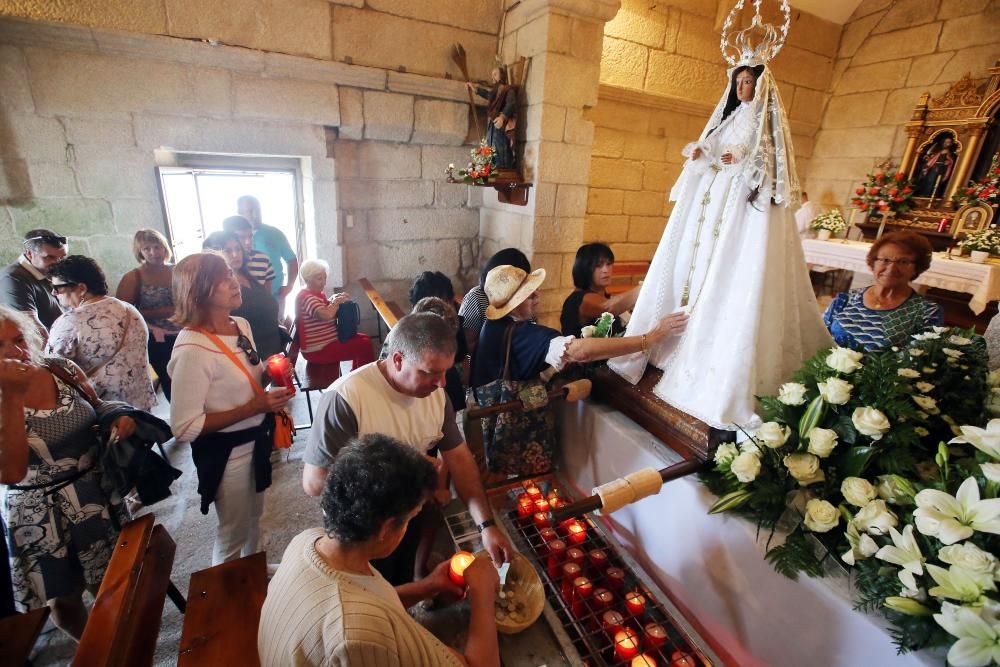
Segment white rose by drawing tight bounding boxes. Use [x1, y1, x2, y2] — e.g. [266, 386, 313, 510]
[915, 382, 935, 394]
[740, 439, 762, 456]
[818, 378, 853, 405]
[784, 453, 825, 486]
[804, 499, 840, 533]
[826, 347, 863, 374]
[909, 348, 925, 357]
[938, 543, 997, 581]
[807, 427, 839, 458]
[942, 348, 963, 359]
[580, 325, 596, 338]
[948, 335, 972, 346]
[912, 332, 939, 341]
[853, 499, 898, 536]
[778, 382, 808, 406]
[841, 477, 877, 508]
[898, 368, 920, 378]
[913, 395, 939, 414]
[876, 474, 916, 504]
[756, 422, 791, 449]
[852, 407, 890, 441]
[714, 442, 739, 465]
[730, 451, 761, 483]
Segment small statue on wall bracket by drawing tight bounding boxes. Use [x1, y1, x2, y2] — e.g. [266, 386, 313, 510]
[465, 61, 518, 171]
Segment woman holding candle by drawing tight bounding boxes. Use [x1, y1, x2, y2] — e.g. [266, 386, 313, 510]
[168, 253, 293, 565]
[259, 434, 500, 667]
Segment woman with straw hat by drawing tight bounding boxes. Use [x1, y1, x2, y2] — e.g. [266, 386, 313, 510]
[470, 265, 687, 475]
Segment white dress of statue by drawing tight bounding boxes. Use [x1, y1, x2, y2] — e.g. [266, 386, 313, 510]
[609, 5, 833, 430]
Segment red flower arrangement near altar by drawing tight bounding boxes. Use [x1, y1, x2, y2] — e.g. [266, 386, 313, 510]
[954, 154, 1000, 207]
[444, 140, 497, 185]
[851, 168, 914, 215]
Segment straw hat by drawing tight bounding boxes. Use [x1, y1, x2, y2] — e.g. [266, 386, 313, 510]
[484, 265, 546, 320]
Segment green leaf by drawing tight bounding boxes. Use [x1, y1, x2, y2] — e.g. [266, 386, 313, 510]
[764, 531, 825, 579]
[798, 395, 826, 438]
[831, 413, 858, 445]
[708, 489, 753, 514]
[839, 446, 876, 478]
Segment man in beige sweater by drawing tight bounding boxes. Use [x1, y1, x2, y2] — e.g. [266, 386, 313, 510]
[259, 434, 500, 667]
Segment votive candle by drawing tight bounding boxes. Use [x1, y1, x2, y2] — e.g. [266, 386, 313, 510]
[625, 590, 647, 615]
[606, 566, 626, 592]
[591, 587, 613, 613]
[571, 576, 593, 617]
[601, 610, 625, 636]
[644, 622, 667, 649]
[538, 527, 558, 547]
[588, 548, 608, 572]
[525, 485, 542, 501]
[566, 520, 587, 545]
[670, 651, 697, 667]
[534, 498, 551, 515]
[546, 539, 567, 578]
[566, 547, 585, 567]
[613, 627, 641, 660]
[517, 496, 535, 521]
[533, 512, 550, 529]
[448, 551, 475, 587]
[632, 654, 657, 667]
[547, 487, 562, 502]
[560, 562, 582, 601]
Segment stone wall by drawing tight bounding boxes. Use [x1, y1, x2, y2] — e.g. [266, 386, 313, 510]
[584, 0, 841, 262]
[805, 0, 1000, 210]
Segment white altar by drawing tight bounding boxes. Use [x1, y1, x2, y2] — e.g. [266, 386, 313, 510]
[802, 238, 1000, 315]
[559, 400, 943, 667]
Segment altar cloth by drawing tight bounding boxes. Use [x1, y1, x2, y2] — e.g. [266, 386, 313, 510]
[559, 400, 942, 667]
[802, 238, 1000, 314]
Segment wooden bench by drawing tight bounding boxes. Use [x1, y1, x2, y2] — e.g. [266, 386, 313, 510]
[73, 514, 179, 667]
[359, 277, 405, 339]
[606, 261, 650, 294]
[0, 607, 50, 667]
[178, 551, 267, 667]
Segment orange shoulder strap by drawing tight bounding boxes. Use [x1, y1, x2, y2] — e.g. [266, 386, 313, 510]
[192, 326, 266, 397]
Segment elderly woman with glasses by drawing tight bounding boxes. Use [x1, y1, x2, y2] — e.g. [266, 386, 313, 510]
[823, 231, 943, 351]
[167, 253, 292, 565]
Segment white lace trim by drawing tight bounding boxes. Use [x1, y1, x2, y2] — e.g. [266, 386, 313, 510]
[546, 335, 574, 371]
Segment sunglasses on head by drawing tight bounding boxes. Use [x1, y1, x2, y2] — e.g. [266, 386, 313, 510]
[236, 334, 260, 365]
[24, 234, 67, 247]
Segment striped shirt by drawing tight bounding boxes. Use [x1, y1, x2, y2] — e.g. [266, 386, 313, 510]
[245, 249, 274, 287]
[296, 289, 338, 353]
[458, 285, 489, 335]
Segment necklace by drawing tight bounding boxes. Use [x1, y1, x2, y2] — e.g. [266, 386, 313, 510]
[680, 170, 731, 314]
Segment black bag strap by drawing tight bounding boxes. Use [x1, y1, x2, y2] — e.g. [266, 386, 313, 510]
[45, 360, 101, 410]
[498, 322, 517, 383]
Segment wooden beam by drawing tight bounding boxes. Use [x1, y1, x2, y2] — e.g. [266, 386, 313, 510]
[359, 277, 404, 329]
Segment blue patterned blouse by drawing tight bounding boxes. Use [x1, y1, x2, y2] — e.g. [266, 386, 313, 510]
[823, 288, 943, 351]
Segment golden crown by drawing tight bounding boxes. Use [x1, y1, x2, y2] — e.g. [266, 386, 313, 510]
[719, 0, 791, 67]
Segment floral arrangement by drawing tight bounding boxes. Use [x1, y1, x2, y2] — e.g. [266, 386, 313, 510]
[957, 228, 1000, 255]
[852, 168, 914, 216]
[955, 154, 1000, 207]
[581, 312, 615, 338]
[810, 210, 847, 235]
[444, 140, 496, 185]
[703, 328, 993, 659]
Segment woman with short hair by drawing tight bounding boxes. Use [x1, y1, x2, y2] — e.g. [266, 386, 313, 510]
[47, 255, 156, 410]
[294, 259, 374, 370]
[823, 231, 943, 351]
[168, 253, 292, 565]
[559, 242, 640, 338]
[116, 229, 179, 400]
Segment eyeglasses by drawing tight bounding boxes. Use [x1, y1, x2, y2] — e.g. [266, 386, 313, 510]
[51, 282, 79, 294]
[236, 334, 260, 365]
[24, 234, 67, 247]
[873, 257, 916, 267]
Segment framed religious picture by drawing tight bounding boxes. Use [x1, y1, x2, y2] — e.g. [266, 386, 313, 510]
[912, 129, 961, 200]
[952, 202, 994, 238]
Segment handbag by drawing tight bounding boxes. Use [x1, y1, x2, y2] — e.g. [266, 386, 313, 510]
[472, 323, 557, 476]
[43, 361, 181, 506]
[195, 325, 296, 449]
[335, 300, 361, 342]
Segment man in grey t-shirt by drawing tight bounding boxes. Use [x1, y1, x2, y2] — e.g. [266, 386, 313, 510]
[302, 313, 514, 585]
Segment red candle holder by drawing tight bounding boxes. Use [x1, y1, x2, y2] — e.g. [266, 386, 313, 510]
[547, 487, 562, 502]
[546, 539, 567, 578]
[613, 627, 641, 661]
[534, 498, 551, 515]
[566, 547, 585, 567]
[588, 548, 608, 573]
[517, 496, 535, 521]
[644, 622, 667, 650]
[625, 589, 647, 616]
[632, 654, 658, 667]
[670, 651, 697, 667]
[525, 485, 542, 501]
[560, 562, 582, 601]
[265, 354, 296, 392]
[606, 566, 625, 592]
[601, 609, 625, 636]
[538, 527, 558, 546]
[591, 587, 613, 613]
[533, 512, 550, 529]
[448, 551, 475, 587]
[570, 576, 593, 617]
[549, 496, 565, 510]
[566, 520, 587, 545]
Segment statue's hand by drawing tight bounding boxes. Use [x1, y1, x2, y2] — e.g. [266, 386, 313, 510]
[691, 148, 703, 160]
[493, 114, 506, 129]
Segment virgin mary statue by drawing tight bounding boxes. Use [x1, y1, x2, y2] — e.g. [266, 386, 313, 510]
[608, 51, 832, 430]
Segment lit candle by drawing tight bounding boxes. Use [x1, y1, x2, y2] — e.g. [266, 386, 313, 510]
[566, 520, 587, 545]
[632, 654, 657, 667]
[601, 610, 625, 636]
[546, 539, 567, 579]
[588, 549, 608, 572]
[533, 512, 550, 529]
[613, 627, 641, 660]
[547, 488, 562, 502]
[560, 562, 582, 601]
[606, 566, 626, 592]
[566, 547, 585, 567]
[625, 590, 647, 616]
[591, 587, 613, 613]
[571, 576, 593, 617]
[670, 651, 697, 667]
[265, 354, 296, 392]
[534, 498, 551, 515]
[517, 496, 534, 521]
[557, 516, 577, 537]
[448, 551, 475, 587]
[538, 527, 558, 546]
[525, 485, 542, 501]
[644, 622, 667, 649]
[549, 496, 565, 510]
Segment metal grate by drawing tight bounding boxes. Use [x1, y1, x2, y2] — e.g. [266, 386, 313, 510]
[502, 480, 712, 667]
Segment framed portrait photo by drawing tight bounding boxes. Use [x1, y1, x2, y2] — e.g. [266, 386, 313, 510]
[952, 202, 994, 238]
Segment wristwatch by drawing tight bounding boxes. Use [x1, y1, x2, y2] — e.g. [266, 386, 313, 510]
[476, 518, 496, 533]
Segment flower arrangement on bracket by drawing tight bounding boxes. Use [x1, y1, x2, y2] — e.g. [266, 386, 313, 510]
[444, 140, 497, 185]
[702, 328, 994, 659]
[852, 168, 914, 216]
[955, 154, 1000, 207]
[957, 228, 1000, 255]
[810, 210, 847, 235]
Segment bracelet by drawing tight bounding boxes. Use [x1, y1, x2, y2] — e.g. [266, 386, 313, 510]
[640, 334, 648, 352]
[476, 518, 496, 533]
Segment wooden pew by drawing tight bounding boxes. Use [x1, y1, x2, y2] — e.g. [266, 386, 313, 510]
[0, 607, 49, 667]
[359, 277, 405, 339]
[178, 551, 267, 667]
[606, 261, 650, 294]
[73, 514, 178, 667]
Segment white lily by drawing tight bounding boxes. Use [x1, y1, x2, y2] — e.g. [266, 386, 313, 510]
[934, 602, 1000, 667]
[927, 563, 991, 604]
[841, 521, 878, 566]
[875, 525, 924, 577]
[951, 419, 1000, 460]
[982, 463, 1000, 484]
[913, 477, 1000, 545]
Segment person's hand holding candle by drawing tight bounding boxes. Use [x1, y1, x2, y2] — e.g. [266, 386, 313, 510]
[448, 551, 476, 586]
